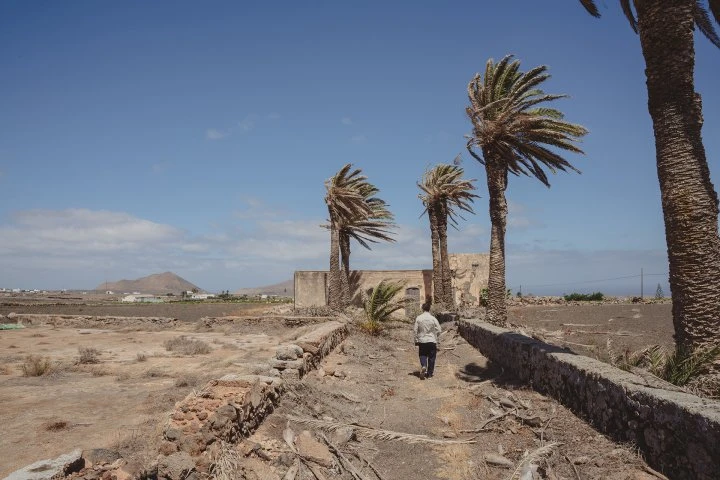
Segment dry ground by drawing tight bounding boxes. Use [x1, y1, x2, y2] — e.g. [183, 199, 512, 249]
[0, 299, 672, 479]
[508, 302, 673, 363]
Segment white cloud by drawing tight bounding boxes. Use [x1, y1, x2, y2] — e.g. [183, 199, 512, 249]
[341, 117, 353, 125]
[206, 128, 228, 140]
[238, 115, 256, 133]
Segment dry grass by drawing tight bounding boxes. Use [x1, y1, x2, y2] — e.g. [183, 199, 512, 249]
[21, 355, 53, 376]
[163, 336, 211, 355]
[175, 374, 202, 388]
[135, 353, 148, 362]
[76, 347, 101, 364]
[42, 420, 69, 431]
[0, 364, 13, 375]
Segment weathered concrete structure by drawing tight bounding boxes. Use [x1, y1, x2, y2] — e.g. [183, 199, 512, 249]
[457, 318, 720, 480]
[295, 253, 489, 308]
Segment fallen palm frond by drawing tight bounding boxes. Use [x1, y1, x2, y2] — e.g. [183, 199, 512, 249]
[287, 415, 476, 445]
[508, 442, 562, 479]
[210, 441, 242, 480]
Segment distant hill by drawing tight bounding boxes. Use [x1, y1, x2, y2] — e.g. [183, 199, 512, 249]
[97, 272, 202, 295]
[235, 278, 293, 297]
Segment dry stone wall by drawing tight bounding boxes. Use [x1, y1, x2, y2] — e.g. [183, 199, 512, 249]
[158, 320, 349, 479]
[457, 318, 720, 480]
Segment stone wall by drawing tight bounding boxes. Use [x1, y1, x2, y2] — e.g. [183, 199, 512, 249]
[457, 319, 720, 480]
[2, 313, 178, 329]
[158, 320, 349, 479]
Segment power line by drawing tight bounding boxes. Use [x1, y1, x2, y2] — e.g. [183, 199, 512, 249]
[519, 273, 666, 289]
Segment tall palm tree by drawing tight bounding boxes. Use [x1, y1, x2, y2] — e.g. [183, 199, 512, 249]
[324, 164, 372, 309]
[466, 56, 588, 325]
[578, 1, 720, 355]
[339, 182, 397, 305]
[418, 163, 479, 307]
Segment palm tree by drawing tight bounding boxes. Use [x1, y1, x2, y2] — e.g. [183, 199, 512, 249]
[466, 56, 588, 325]
[578, 2, 720, 355]
[324, 164, 372, 309]
[418, 163, 479, 307]
[339, 182, 396, 305]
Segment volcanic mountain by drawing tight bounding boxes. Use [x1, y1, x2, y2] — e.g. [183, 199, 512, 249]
[97, 272, 202, 295]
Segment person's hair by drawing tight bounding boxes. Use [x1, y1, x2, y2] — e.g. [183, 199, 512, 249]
[421, 301, 431, 312]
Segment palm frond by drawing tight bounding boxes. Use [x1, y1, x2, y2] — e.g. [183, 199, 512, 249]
[694, 1, 720, 48]
[578, 0, 600, 17]
[287, 415, 476, 445]
[620, 0, 638, 33]
[508, 442, 563, 480]
[710, 0, 720, 24]
[364, 280, 407, 324]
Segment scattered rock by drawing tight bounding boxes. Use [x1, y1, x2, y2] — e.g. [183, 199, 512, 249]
[295, 431, 334, 468]
[157, 452, 195, 480]
[483, 453, 513, 468]
[276, 344, 303, 360]
[5, 449, 83, 480]
[81, 449, 122, 467]
[330, 427, 355, 447]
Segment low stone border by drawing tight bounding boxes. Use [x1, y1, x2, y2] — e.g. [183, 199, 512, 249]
[2, 313, 178, 329]
[158, 320, 349, 479]
[457, 318, 720, 480]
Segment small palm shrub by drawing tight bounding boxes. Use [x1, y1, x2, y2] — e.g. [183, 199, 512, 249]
[361, 280, 407, 335]
[611, 343, 720, 393]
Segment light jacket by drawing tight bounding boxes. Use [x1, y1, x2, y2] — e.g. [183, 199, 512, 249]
[414, 311, 441, 344]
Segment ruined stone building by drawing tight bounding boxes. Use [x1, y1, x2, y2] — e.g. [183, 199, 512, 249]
[294, 253, 489, 308]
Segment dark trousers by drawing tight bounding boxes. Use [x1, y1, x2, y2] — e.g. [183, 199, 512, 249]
[418, 342, 437, 377]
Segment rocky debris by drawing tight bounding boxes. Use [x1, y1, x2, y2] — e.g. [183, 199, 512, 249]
[268, 321, 348, 379]
[157, 452, 197, 480]
[4, 449, 83, 480]
[80, 449, 122, 468]
[294, 431, 334, 468]
[4, 313, 177, 329]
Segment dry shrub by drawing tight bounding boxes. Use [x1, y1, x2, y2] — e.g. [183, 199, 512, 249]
[359, 320, 383, 336]
[135, 353, 148, 362]
[175, 374, 201, 388]
[22, 355, 53, 376]
[0, 364, 12, 375]
[77, 347, 101, 364]
[43, 420, 69, 431]
[164, 336, 211, 355]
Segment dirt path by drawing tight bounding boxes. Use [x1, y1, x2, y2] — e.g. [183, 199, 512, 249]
[242, 323, 657, 480]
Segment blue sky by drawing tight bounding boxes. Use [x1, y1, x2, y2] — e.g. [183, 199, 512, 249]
[1, 1, 718, 295]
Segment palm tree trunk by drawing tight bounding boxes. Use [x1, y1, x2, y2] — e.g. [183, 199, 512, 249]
[635, 0, 720, 354]
[437, 203, 455, 308]
[429, 205, 443, 304]
[484, 156, 508, 326]
[340, 230, 351, 307]
[328, 218, 342, 309]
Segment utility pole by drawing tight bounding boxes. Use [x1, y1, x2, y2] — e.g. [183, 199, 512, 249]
[640, 268, 644, 299]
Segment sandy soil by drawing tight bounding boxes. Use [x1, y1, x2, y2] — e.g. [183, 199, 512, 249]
[0, 299, 672, 479]
[242, 322, 657, 479]
[508, 302, 673, 362]
[0, 317, 293, 476]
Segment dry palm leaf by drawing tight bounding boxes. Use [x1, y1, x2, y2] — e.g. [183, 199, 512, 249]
[287, 415, 476, 445]
[508, 442, 562, 480]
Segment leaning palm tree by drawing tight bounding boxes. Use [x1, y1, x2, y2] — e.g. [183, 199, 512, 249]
[339, 182, 396, 305]
[466, 56, 588, 325]
[578, 1, 720, 356]
[418, 163, 478, 307]
[324, 164, 372, 309]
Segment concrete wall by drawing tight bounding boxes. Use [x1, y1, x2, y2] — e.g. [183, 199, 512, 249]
[294, 269, 432, 309]
[450, 253, 489, 307]
[457, 318, 720, 480]
[294, 252, 489, 309]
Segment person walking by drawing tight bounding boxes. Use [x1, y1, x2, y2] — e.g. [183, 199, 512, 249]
[414, 301, 441, 379]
